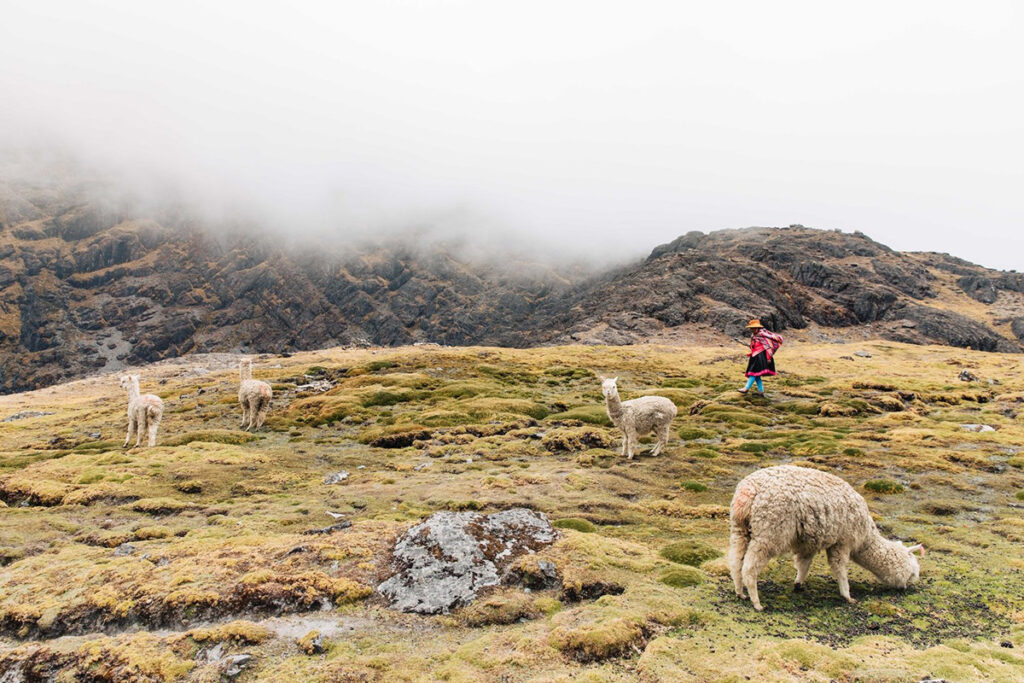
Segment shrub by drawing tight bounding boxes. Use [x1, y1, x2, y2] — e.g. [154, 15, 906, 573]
[863, 479, 905, 494]
[541, 427, 613, 452]
[660, 567, 706, 588]
[660, 541, 721, 566]
[678, 427, 715, 441]
[554, 518, 596, 533]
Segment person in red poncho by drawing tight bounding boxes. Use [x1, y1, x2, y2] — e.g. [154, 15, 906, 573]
[739, 319, 783, 394]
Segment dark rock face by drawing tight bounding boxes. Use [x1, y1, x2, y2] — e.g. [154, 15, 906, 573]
[2, 170, 1022, 393]
[378, 509, 557, 614]
[551, 227, 1020, 352]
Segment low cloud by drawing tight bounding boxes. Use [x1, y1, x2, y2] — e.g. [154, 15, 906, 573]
[2, 1, 1022, 269]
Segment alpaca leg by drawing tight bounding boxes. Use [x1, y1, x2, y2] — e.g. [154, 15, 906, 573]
[240, 401, 250, 430]
[826, 546, 855, 603]
[124, 417, 136, 448]
[625, 428, 638, 459]
[248, 397, 260, 430]
[255, 399, 270, 430]
[729, 525, 750, 598]
[793, 553, 814, 591]
[134, 413, 145, 448]
[619, 430, 627, 457]
[651, 422, 670, 456]
[147, 415, 160, 447]
[741, 539, 773, 611]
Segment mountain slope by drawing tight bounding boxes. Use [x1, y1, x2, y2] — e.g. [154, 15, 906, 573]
[2, 169, 1023, 393]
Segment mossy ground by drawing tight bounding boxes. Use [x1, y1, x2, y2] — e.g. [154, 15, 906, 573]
[1, 342, 1022, 681]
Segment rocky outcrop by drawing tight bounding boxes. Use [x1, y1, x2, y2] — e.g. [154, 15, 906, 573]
[378, 509, 557, 614]
[2, 169, 1022, 393]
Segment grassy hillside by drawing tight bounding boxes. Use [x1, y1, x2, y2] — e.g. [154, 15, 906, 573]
[0, 342, 1022, 681]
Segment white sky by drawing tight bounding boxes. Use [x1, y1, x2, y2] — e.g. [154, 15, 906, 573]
[2, 1, 1022, 269]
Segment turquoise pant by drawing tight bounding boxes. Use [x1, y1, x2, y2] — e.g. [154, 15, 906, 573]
[744, 376, 764, 392]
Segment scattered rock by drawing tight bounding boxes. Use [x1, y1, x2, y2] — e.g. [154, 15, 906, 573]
[219, 653, 253, 678]
[302, 521, 352, 535]
[113, 543, 137, 556]
[323, 471, 349, 485]
[378, 508, 557, 614]
[958, 369, 979, 382]
[854, 350, 872, 358]
[961, 424, 996, 433]
[1000, 640, 1013, 648]
[325, 511, 345, 520]
[2, 411, 54, 422]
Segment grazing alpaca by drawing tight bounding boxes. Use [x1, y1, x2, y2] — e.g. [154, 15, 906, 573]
[600, 377, 677, 459]
[119, 374, 164, 448]
[238, 358, 273, 431]
[729, 465, 923, 611]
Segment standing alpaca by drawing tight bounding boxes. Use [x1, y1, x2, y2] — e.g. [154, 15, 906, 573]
[119, 374, 164, 448]
[729, 465, 923, 611]
[601, 377, 677, 459]
[238, 358, 273, 431]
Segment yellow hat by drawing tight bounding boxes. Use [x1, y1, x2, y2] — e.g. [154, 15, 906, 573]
[746, 319, 764, 329]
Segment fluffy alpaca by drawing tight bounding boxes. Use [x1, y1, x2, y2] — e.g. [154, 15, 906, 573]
[600, 377, 678, 459]
[729, 465, 923, 611]
[238, 358, 273, 431]
[119, 374, 164, 448]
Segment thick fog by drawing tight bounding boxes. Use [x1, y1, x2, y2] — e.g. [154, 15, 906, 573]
[2, 1, 1022, 269]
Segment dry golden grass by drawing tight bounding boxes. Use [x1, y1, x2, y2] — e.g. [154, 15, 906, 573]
[0, 341, 1022, 681]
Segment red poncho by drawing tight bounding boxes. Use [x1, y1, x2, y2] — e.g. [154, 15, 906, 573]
[749, 329, 783, 360]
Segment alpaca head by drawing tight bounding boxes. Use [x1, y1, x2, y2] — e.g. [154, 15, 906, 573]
[118, 374, 139, 392]
[600, 376, 619, 399]
[879, 540, 924, 588]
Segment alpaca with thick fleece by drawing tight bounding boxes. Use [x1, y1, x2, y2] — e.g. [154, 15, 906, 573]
[601, 377, 677, 459]
[119, 374, 164, 448]
[729, 465, 923, 611]
[238, 358, 273, 431]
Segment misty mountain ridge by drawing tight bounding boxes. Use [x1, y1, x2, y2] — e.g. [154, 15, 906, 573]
[2, 171, 1024, 394]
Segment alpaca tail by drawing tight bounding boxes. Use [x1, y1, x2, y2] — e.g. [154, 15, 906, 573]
[730, 482, 756, 530]
[146, 404, 161, 423]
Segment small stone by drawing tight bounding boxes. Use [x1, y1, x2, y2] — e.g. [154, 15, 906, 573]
[1001, 640, 1014, 648]
[854, 350, 872, 358]
[958, 369, 979, 382]
[961, 424, 996, 433]
[323, 471, 349, 485]
[219, 653, 253, 678]
[302, 521, 352, 535]
[113, 543, 137, 556]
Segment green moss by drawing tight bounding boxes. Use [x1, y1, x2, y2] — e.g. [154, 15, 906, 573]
[678, 427, 715, 441]
[546, 405, 612, 426]
[659, 541, 721, 566]
[360, 389, 427, 407]
[738, 442, 772, 454]
[663, 377, 701, 388]
[864, 479, 905, 494]
[1015, 490, 1024, 501]
[542, 427, 613, 452]
[680, 481, 708, 493]
[554, 518, 597, 533]
[660, 566, 706, 588]
[163, 430, 258, 446]
[689, 448, 719, 459]
[364, 360, 398, 372]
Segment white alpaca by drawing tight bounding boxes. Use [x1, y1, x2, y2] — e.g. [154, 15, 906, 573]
[238, 358, 273, 431]
[119, 374, 164, 448]
[729, 465, 923, 611]
[600, 377, 677, 459]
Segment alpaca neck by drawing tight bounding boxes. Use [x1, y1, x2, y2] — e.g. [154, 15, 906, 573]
[604, 390, 624, 423]
[240, 365, 252, 381]
[852, 531, 893, 580]
[126, 381, 140, 401]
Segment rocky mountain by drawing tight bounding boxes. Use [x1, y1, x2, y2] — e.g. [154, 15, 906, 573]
[2, 169, 1022, 393]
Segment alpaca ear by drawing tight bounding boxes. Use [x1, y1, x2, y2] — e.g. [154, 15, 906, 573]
[906, 544, 925, 556]
[612, 377, 618, 383]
